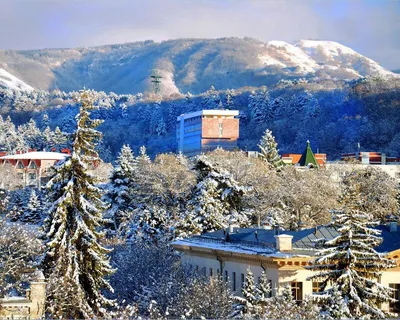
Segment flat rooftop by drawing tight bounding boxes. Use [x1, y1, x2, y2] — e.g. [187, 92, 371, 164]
[177, 109, 239, 121]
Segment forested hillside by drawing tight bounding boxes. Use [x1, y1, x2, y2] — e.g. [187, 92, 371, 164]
[0, 76, 399, 160]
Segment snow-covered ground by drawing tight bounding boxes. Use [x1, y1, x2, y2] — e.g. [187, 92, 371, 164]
[0, 68, 34, 92]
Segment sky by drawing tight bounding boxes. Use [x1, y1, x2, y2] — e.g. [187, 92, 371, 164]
[0, 0, 399, 69]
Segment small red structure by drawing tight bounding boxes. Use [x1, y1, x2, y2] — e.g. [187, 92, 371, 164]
[341, 152, 400, 165]
[282, 153, 327, 167]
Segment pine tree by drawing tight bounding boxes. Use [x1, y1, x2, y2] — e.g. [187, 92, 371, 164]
[258, 129, 284, 169]
[249, 88, 270, 124]
[176, 156, 250, 237]
[138, 145, 151, 166]
[53, 126, 68, 151]
[104, 144, 137, 229]
[43, 90, 114, 318]
[9, 191, 25, 222]
[41, 113, 50, 131]
[241, 268, 259, 316]
[307, 185, 396, 319]
[21, 189, 42, 224]
[257, 270, 271, 307]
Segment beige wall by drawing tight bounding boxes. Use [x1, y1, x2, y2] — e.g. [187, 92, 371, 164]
[180, 248, 398, 311]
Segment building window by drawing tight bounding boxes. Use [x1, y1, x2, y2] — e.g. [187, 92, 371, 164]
[225, 270, 228, 282]
[218, 123, 223, 136]
[390, 284, 400, 312]
[232, 272, 236, 291]
[312, 282, 323, 293]
[209, 268, 213, 277]
[28, 173, 36, 180]
[17, 161, 24, 169]
[217, 268, 220, 276]
[29, 161, 37, 169]
[17, 172, 24, 180]
[291, 282, 303, 303]
[241, 273, 245, 288]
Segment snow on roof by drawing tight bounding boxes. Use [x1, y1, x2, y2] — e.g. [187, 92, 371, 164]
[0, 151, 68, 161]
[172, 238, 308, 259]
[177, 110, 239, 121]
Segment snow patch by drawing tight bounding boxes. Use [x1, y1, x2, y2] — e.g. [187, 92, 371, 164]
[0, 68, 34, 92]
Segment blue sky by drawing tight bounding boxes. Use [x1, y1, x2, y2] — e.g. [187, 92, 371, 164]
[0, 0, 399, 69]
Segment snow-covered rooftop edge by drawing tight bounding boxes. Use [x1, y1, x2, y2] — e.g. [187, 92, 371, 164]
[172, 238, 312, 259]
[0, 151, 69, 160]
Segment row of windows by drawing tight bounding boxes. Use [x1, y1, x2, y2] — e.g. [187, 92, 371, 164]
[192, 264, 400, 310]
[191, 265, 326, 302]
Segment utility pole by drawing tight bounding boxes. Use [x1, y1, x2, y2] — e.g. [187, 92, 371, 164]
[150, 69, 162, 94]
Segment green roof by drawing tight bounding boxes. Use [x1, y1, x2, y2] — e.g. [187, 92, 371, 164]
[298, 140, 319, 168]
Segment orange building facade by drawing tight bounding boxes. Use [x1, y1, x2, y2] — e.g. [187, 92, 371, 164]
[177, 110, 239, 157]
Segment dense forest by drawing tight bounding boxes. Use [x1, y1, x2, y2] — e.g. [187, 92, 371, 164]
[0, 76, 399, 161]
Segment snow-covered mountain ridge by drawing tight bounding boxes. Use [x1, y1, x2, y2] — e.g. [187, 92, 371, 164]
[0, 68, 34, 92]
[0, 38, 397, 94]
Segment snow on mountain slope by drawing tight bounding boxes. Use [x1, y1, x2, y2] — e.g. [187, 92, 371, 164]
[0, 68, 34, 92]
[0, 38, 397, 94]
[256, 39, 398, 79]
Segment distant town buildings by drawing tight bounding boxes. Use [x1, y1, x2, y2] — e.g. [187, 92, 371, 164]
[282, 141, 326, 167]
[0, 150, 70, 187]
[177, 110, 239, 157]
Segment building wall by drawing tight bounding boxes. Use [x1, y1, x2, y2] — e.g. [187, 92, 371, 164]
[177, 111, 239, 156]
[180, 249, 398, 310]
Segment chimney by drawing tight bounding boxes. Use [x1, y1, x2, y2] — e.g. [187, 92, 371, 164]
[390, 221, 398, 233]
[275, 234, 293, 252]
[229, 225, 234, 234]
[382, 153, 386, 165]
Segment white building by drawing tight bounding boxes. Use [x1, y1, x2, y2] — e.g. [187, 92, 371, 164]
[172, 225, 400, 312]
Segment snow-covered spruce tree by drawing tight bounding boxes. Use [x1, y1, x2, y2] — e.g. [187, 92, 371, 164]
[43, 90, 114, 318]
[104, 144, 137, 229]
[21, 188, 42, 224]
[307, 185, 396, 319]
[138, 145, 151, 165]
[237, 268, 260, 316]
[176, 156, 251, 237]
[257, 270, 271, 310]
[258, 129, 284, 169]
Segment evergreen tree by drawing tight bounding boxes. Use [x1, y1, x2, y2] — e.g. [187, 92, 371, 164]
[202, 85, 220, 109]
[53, 126, 68, 151]
[257, 270, 271, 307]
[249, 88, 270, 124]
[21, 189, 42, 224]
[176, 156, 250, 237]
[241, 268, 259, 316]
[19, 118, 43, 150]
[41, 113, 50, 131]
[9, 191, 25, 222]
[43, 90, 114, 318]
[104, 144, 137, 229]
[307, 185, 396, 319]
[258, 129, 284, 169]
[138, 145, 151, 166]
[42, 126, 54, 150]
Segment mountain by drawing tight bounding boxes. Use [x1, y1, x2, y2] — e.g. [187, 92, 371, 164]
[0, 68, 34, 92]
[0, 38, 397, 95]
